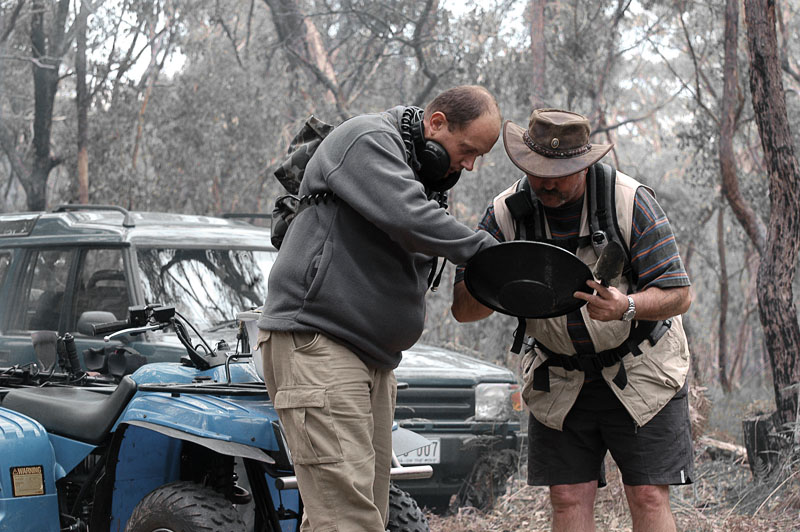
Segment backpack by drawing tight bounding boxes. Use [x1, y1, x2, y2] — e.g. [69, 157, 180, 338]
[269, 109, 449, 291]
[270, 115, 336, 249]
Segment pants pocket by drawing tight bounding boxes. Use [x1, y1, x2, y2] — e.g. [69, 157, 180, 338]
[274, 386, 344, 465]
[255, 329, 271, 352]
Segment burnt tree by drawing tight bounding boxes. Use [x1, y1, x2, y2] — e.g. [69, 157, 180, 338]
[76, 0, 89, 204]
[743, 0, 800, 429]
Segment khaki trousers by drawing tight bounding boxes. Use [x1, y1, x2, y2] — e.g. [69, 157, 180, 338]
[257, 330, 397, 532]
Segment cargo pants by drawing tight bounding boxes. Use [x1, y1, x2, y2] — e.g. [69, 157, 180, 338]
[257, 329, 397, 532]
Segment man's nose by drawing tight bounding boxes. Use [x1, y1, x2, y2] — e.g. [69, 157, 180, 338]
[461, 156, 476, 172]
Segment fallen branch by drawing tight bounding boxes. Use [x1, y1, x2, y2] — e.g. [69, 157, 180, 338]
[699, 436, 748, 463]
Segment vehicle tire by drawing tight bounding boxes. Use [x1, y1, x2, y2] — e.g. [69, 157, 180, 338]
[387, 483, 429, 532]
[454, 448, 518, 512]
[124, 481, 247, 532]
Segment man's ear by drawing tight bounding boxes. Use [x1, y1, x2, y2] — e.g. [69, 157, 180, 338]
[427, 111, 447, 134]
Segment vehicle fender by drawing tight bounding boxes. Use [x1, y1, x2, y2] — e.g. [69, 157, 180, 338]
[102, 392, 284, 530]
[106, 420, 279, 529]
[0, 408, 60, 532]
[114, 391, 281, 454]
[131, 360, 262, 384]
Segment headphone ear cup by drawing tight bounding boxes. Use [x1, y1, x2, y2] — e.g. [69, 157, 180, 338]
[417, 140, 451, 183]
[407, 110, 455, 189]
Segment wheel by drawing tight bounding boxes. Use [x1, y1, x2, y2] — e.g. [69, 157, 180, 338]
[453, 448, 518, 511]
[387, 483, 429, 532]
[124, 481, 247, 532]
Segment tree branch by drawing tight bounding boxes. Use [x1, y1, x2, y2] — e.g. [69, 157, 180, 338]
[0, 0, 26, 45]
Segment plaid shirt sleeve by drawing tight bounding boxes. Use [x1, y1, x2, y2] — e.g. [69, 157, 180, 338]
[453, 204, 505, 284]
[630, 187, 690, 291]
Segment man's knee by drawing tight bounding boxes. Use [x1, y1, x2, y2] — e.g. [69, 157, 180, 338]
[625, 484, 670, 512]
[550, 482, 597, 512]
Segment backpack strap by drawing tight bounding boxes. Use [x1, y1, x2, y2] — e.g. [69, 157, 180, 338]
[587, 163, 632, 280]
[504, 179, 544, 354]
[504, 179, 545, 241]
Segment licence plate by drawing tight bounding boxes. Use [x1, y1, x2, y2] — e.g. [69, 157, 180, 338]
[396, 438, 441, 465]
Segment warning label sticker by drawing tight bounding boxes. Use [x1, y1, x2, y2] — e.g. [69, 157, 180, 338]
[11, 465, 45, 497]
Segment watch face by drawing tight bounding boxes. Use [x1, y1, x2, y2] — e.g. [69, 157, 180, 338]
[622, 297, 635, 321]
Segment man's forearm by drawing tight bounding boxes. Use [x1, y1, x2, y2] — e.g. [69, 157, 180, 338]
[631, 285, 692, 321]
[452, 281, 494, 322]
[575, 281, 692, 322]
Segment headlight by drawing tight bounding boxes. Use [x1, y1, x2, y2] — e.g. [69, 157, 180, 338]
[474, 383, 522, 421]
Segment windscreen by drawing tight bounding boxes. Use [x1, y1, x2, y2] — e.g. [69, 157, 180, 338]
[135, 248, 276, 334]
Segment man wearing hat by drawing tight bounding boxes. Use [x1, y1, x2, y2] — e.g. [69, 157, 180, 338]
[452, 109, 693, 532]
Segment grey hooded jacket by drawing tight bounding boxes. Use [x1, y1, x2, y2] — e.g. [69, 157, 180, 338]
[257, 106, 496, 368]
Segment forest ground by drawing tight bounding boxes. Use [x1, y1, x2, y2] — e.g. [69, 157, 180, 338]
[427, 379, 800, 531]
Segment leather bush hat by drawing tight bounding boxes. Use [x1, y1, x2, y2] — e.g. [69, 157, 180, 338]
[503, 109, 614, 178]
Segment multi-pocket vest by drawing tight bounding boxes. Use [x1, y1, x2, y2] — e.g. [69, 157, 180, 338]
[492, 163, 691, 430]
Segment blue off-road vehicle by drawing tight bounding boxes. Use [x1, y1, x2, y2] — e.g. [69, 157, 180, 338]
[0, 304, 432, 531]
[0, 206, 521, 513]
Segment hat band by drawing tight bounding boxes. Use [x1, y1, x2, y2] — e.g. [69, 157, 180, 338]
[523, 131, 592, 159]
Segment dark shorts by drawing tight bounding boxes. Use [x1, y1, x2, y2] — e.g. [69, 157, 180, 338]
[527, 378, 694, 487]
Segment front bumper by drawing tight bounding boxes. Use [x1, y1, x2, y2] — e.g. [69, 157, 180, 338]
[393, 421, 520, 499]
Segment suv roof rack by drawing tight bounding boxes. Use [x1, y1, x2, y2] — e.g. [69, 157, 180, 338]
[220, 213, 271, 220]
[52, 204, 136, 228]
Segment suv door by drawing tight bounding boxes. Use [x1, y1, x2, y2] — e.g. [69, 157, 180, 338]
[0, 246, 135, 369]
[0, 247, 77, 366]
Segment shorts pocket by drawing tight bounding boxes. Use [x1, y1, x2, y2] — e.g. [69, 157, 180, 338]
[273, 386, 344, 465]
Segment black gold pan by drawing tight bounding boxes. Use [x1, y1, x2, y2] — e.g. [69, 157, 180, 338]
[464, 241, 593, 319]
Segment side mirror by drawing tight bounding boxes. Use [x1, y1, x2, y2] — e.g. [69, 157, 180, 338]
[77, 311, 118, 336]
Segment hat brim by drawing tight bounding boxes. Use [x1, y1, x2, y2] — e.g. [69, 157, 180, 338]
[503, 121, 614, 178]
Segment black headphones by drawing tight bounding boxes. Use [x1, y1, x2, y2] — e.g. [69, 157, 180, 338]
[401, 107, 462, 192]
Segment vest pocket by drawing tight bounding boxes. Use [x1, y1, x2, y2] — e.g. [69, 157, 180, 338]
[618, 328, 687, 413]
[273, 386, 344, 464]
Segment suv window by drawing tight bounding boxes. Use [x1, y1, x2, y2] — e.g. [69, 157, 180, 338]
[136, 248, 275, 333]
[74, 248, 130, 321]
[17, 249, 72, 331]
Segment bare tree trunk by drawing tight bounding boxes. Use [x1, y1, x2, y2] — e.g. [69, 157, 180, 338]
[587, 0, 629, 169]
[720, 0, 767, 255]
[743, 0, 800, 428]
[776, 0, 800, 85]
[76, 0, 89, 204]
[0, 0, 26, 45]
[132, 8, 174, 171]
[528, 0, 546, 108]
[728, 250, 757, 385]
[21, 0, 71, 211]
[717, 203, 731, 392]
[262, 0, 341, 112]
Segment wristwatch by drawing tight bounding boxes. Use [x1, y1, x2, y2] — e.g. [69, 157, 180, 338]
[621, 296, 636, 322]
